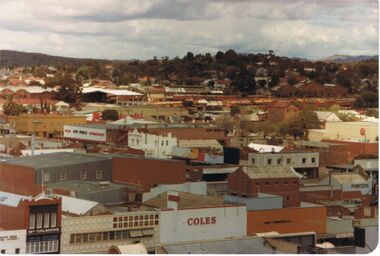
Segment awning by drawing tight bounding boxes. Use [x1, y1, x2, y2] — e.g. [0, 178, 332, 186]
[142, 229, 155, 236]
[129, 230, 143, 238]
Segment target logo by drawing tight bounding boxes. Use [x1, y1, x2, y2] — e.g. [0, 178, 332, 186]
[360, 128, 366, 136]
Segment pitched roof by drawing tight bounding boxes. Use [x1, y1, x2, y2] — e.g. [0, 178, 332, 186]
[331, 173, 367, 184]
[241, 166, 302, 179]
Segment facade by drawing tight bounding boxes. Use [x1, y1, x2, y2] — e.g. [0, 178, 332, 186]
[228, 166, 301, 207]
[319, 173, 373, 196]
[128, 128, 177, 158]
[247, 151, 319, 178]
[8, 114, 87, 137]
[60, 209, 159, 253]
[0, 229, 26, 254]
[267, 100, 300, 122]
[246, 203, 327, 235]
[144, 191, 247, 244]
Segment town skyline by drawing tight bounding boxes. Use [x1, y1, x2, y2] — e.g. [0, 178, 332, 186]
[0, 0, 378, 60]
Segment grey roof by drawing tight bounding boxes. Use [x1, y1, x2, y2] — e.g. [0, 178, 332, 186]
[242, 166, 301, 179]
[46, 180, 134, 193]
[160, 237, 281, 254]
[5, 152, 111, 169]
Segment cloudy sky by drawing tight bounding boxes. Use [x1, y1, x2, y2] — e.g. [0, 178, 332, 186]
[0, 0, 378, 60]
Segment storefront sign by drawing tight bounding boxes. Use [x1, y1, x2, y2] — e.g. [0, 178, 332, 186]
[187, 217, 216, 226]
[27, 227, 60, 235]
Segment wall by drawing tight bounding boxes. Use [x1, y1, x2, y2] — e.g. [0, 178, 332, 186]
[322, 140, 378, 162]
[159, 205, 247, 244]
[0, 229, 27, 254]
[247, 205, 326, 235]
[224, 194, 283, 211]
[112, 157, 186, 192]
[0, 163, 37, 196]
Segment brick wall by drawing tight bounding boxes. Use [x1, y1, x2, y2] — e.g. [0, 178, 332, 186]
[112, 157, 186, 191]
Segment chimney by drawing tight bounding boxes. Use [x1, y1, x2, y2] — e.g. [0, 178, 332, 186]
[167, 191, 179, 210]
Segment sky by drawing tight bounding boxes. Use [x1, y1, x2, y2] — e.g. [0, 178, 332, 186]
[0, 0, 378, 60]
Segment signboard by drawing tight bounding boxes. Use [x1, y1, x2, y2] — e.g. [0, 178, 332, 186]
[360, 128, 366, 136]
[187, 217, 216, 225]
[27, 227, 60, 235]
[63, 125, 106, 142]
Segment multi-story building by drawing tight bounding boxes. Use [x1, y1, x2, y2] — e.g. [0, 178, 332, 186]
[60, 207, 160, 253]
[0, 229, 26, 254]
[9, 114, 87, 137]
[247, 151, 320, 178]
[228, 166, 301, 207]
[267, 100, 300, 122]
[128, 128, 177, 158]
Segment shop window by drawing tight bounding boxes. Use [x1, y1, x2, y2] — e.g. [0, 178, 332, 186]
[43, 213, 50, 228]
[50, 212, 57, 227]
[36, 213, 43, 229]
[43, 173, 50, 183]
[29, 214, 36, 229]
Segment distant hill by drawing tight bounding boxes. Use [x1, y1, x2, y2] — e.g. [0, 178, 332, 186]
[0, 50, 116, 67]
[320, 54, 378, 63]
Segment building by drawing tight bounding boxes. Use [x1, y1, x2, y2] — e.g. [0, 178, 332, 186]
[228, 166, 301, 207]
[63, 124, 107, 144]
[314, 111, 341, 128]
[308, 121, 379, 143]
[8, 114, 87, 137]
[144, 191, 247, 244]
[246, 151, 319, 179]
[319, 172, 372, 196]
[60, 204, 159, 253]
[0, 152, 112, 196]
[128, 128, 177, 158]
[0, 229, 26, 254]
[112, 155, 186, 192]
[0, 191, 62, 254]
[81, 87, 144, 106]
[267, 100, 300, 122]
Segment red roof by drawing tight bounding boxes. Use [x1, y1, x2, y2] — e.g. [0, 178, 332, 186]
[272, 100, 295, 108]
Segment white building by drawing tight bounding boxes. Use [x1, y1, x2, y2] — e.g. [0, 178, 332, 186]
[0, 229, 27, 254]
[319, 173, 373, 195]
[144, 191, 247, 244]
[128, 128, 177, 159]
[61, 212, 159, 254]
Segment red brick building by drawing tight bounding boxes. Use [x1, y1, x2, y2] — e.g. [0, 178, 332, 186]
[0, 191, 62, 253]
[228, 166, 301, 207]
[322, 140, 378, 163]
[267, 100, 300, 122]
[112, 156, 186, 192]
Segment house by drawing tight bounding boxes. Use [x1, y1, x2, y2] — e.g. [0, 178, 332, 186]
[314, 111, 341, 128]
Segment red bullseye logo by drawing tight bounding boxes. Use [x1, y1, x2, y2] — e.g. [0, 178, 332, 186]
[360, 128, 366, 136]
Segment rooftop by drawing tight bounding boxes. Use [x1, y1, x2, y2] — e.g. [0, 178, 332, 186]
[144, 191, 239, 210]
[0, 191, 31, 207]
[241, 166, 302, 179]
[5, 152, 111, 169]
[46, 181, 136, 193]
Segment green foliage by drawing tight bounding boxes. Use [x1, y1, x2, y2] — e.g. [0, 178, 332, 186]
[366, 109, 379, 118]
[230, 105, 241, 116]
[2, 96, 27, 116]
[287, 71, 298, 85]
[354, 90, 379, 108]
[52, 73, 82, 103]
[101, 109, 119, 121]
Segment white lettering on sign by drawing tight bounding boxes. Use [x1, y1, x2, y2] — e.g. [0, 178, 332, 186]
[187, 217, 216, 225]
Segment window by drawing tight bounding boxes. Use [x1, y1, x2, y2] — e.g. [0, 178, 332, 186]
[252, 158, 255, 165]
[287, 158, 291, 164]
[29, 214, 36, 229]
[277, 159, 282, 165]
[161, 141, 164, 146]
[50, 212, 57, 227]
[302, 158, 306, 164]
[36, 213, 43, 228]
[1, 250, 5, 254]
[166, 140, 169, 146]
[43, 213, 50, 228]
[267, 159, 272, 165]
[311, 157, 316, 163]
[96, 170, 103, 180]
[60, 171, 67, 181]
[284, 182, 288, 185]
[43, 173, 50, 182]
[15, 248, 20, 254]
[80, 171, 87, 180]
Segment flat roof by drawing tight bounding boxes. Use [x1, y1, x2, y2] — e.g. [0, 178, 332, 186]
[46, 181, 135, 193]
[5, 152, 111, 169]
[160, 236, 282, 254]
[144, 191, 240, 210]
[242, 166, 302, 179]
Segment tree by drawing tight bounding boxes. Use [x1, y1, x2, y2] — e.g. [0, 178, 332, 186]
[287, 71, 298, 85]
[354, 91, 379, 108]
[53, 73, 82, 103]
[101, 109, 119, 121]
[2, 96, 26, 116]
[230, 105, 241, 116]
